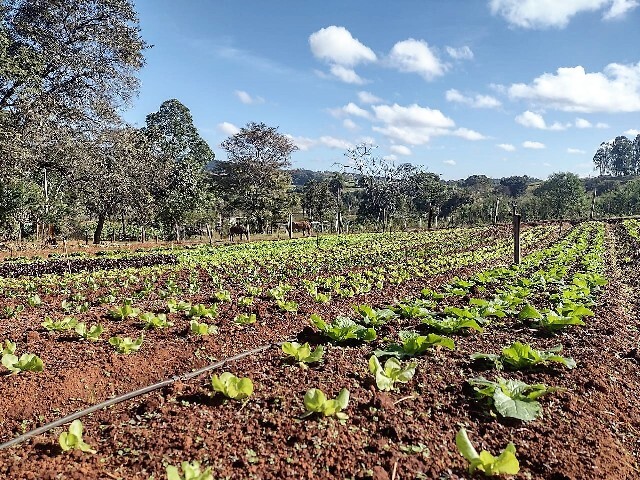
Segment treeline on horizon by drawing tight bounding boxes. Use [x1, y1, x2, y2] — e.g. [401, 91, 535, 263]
[1, 0, 639, 244]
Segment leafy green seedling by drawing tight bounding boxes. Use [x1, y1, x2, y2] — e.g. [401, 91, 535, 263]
[2, 353, 44, 374]
[302, 388, 350, 419]
[353, 304, 396, 326]
[108, 335, 143, 354]
[456, 427, 519, 476]
[74, 323, 104, 341]
[309, 314, 376, 342]
[374, 330, 454, 359]
[310, 291, 331, 303]
[234, 313, 257, 325]
[59, 420, 96, 453]
[190, 319, 218, 335]
[276, 299, 298, 312]
[27, 294, 43, 307]
[421, 314, 483, 334]
[42, 316, 78, 332]
[536, 311, 586, 332]
[108, 301, 140, 320]
[518, 303, 542, 320]
[468, 377, 560, 421]
[167, 298, 192, 313]
[237, 296, 254, 307]
[141, 312, 173, 329]
[210, 372, 253, 400]
[245, 285, 261, 296]
[471, 342, 576, 370]
[282, 342, 324, 367]
[368, 355, 416, 391]
[187, 304, 218, 319]
[166, 461, 213, 480]
[212, 290, 231, 303]
[2, 339, 16, 355]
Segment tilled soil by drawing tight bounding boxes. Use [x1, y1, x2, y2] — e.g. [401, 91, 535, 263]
[1, 225, 638, 479]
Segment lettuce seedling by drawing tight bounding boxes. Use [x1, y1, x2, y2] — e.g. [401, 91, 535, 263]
[234, 313, 257, 325]
[141, 312, 173, 329]
[368, 355, 416, 391]
[471, 342, 576, 370]
[187, 304, 218, 319]
[302, 388, 349, 419]
[2, 352, 44, 374]
[74, 323, 104, 341]
[374, 330, 454, 359]
[166, 461, 213, 480]
[42, 316, 78, 331]
[27, 294, 42, 307]
[468, 377, 560, 421]
[167, 298, 192, 313]
[455, 428, 519, 476]
[2, 339, 16, 355]
[310, 291, 331, 303]
[245, 285, 262, 296]
[212, 290, 231, 303]
[108, 335, 143, 354]
[59, 420, 96, 454]
[108, 301, 140, 320]
[276, 299, 298, 312]
[536, 311, 586, 332]
[421, 314, 483, 334]
[353, 304, 396, 326]
[210, 372, 253, 400]
[282, 342, 324, 366]
[237, 296, 254, 307]
[309, 314, 376, 342]
[190, 320, 218, 335]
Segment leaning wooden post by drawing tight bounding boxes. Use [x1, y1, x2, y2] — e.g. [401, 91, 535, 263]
[590, 189, 597, 220]
[245, 222, 250, 242]
[288, 213, 293, 239]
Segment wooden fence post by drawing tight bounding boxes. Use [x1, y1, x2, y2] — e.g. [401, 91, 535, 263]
[513, 207, 521, 265]
[590, 189, 597, 220]
[288, 213, 293, 239]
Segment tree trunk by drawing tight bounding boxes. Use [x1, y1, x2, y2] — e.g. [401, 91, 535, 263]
[94, 213, 106, 244]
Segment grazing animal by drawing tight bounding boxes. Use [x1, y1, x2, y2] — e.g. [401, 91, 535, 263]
[287, 221, 312, 236]
[229, 224, 249, 241]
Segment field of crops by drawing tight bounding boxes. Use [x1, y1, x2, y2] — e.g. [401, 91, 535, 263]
[0, 222, 639, 479]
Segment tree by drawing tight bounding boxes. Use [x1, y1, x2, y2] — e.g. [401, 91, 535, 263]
[500, 176, 533, 197]
[0, 0, 147, 175]
[144, 99, 214, 239]
[592, 141, 613, 176]
[609, 136, 633, 176]
[533, 172, 588, 219]
[302, 179, 334, 221]
[217, 122, 298, 232]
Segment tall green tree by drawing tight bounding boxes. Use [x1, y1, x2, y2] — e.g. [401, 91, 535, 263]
[533, 172, 588, 219]
[144, 99, 214, 239]
[217, 122, 298, 232]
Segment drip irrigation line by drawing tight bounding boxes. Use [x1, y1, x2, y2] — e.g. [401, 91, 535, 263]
[0, 339, 293, 450]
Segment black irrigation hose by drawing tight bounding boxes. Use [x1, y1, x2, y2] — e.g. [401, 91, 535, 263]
[0, 339, 293, 450]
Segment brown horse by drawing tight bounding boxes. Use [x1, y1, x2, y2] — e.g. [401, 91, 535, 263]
[287, 221, 312, 236]
[229, 224, 249, 241]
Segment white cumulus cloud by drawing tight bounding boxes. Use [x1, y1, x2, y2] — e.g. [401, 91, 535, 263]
[388, 39, 446, 80]
[319, 136, 353, 150]
[515, 110, 567, 130]
[343, 119, 358, 130]
[446, 89, 502, 109]
[309, 26, 376, 66]
[390, 144, 412, 155]
[357, 91, 382, 104]
[371, 102, 485, 145]
[567, 148, 587, 154]
[217, 122, 240, 136]
[443, 159, 457, 165]
[625, 128, 640, 136]
[575, 118, 610, 128]
[497, 143, 516, 151]
[285, 135, 316, 151]
[309, 26, 376, 84]
[509, 63, 640, 113]
[489, 0, 638, 29]
[329, 102, 371, 119]
[446, 46, 474, 60]
[523, 140, 546, 149]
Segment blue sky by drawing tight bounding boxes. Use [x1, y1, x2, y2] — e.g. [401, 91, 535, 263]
[124, 0, 640, 180]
